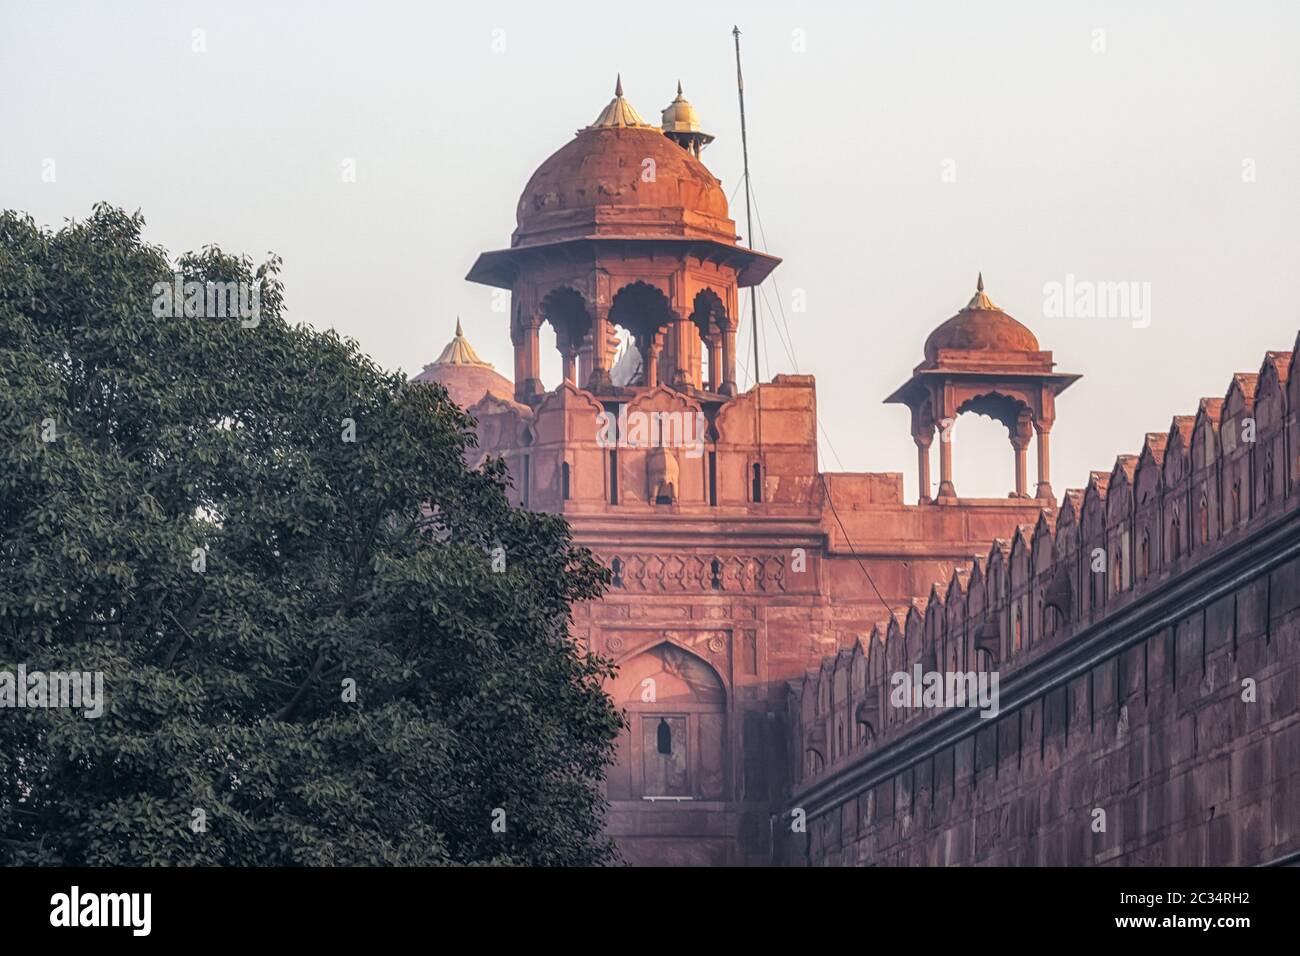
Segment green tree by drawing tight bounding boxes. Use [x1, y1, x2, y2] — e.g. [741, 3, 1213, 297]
[0, 205, 624, 865]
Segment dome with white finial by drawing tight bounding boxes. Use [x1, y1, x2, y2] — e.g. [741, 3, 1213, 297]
[411, 318, 515, 408]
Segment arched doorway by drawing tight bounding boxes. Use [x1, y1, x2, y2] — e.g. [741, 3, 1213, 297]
[605, 642, 726, 801]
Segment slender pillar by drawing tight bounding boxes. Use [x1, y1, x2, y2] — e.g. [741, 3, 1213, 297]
[1035, 422, 1054, 499]
[720, 323, 738, 395]
[1013, 443, 1029, 497]
[560, 336, 577, 386]
[520, 313, 543, 399]
[706, 334, 721, 392]
[587, 307, 612, 391]
[644, 331, 663, 388]
[577, 332, 593, 387]
[511, 319, 528, 404]
[670, 312, 691, 388]
[936, 418, 956, 499]
[1012, 414, 1033, 498]
[915, 431, 934, 504]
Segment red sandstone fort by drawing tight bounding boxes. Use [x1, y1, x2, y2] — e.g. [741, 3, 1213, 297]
[416, 80, 1300, 867]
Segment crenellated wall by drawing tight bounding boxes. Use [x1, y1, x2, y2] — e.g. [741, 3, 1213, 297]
[782, 335, 1300, 866]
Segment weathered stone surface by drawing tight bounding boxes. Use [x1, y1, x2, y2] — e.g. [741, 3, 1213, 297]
[429, 91, 1300, 865]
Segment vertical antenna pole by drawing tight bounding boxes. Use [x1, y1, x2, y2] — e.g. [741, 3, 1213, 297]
[733, 25, 760, 386]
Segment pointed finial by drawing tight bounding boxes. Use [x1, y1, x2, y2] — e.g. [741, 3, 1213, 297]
[455, 316, 463, 337]
[615, 74, 623, 97]
[965, 272, 997, 310]
[677, 80, 683, 96]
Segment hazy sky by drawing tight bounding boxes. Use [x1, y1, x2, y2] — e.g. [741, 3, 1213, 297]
[4, 0, 1298, 501]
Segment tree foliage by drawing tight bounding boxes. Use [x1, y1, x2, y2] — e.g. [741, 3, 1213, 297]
[0, 205, 623, 865]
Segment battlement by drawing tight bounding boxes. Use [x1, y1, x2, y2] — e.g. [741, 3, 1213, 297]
[784, 334, 1300, 866]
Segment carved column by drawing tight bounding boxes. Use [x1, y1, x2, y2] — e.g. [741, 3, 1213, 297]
[914, 428, 934, 505]
[511, 316, 528, 404]
[520, 312, 543, 400]
[577, 331, 593, 387]
[1035, 421, 1054, 500]
[1012, 412, 1034, 498]
[587, 306, 612, 391]
[720, 321, 738, 396]
[670, 311, 692, 388]
[936, 417, 956, 499]
[643, 330, 664, 388]
[706, 332, 722, 392]
[560, 332, 578, 386]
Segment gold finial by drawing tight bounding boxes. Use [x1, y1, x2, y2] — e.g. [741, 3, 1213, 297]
[434, 318, 492, 368]
[965, 273, 997, 311]
[589, 75, 652, 129]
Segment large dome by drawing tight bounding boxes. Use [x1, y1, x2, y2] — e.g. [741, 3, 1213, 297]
[923, 276, 1040, 365]
[512, 83, 735, 248]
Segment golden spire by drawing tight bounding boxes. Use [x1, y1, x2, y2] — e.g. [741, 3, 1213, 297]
[966, 272, 998, 311]
[588, 74, 653, 129]
[433, 317, 493, 368]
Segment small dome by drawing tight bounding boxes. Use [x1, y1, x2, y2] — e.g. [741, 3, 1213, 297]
[923, 274, 1040, 365]
[661, 82, 703, 134]
[661, 81, 715, 156]
[412, 319, 515, 409]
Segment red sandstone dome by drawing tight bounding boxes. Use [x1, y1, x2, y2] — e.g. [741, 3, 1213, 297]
[923, 274, 1041, 365]
[511, 78, 737, 248]
[410, 319, 514, 409]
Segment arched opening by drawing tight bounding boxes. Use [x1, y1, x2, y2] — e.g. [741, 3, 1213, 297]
[604, 642, 726, 801]
[540, 286, 591, 389]
[751, 462, 763, 503]
[946, 392, 1039, 499]
[691, 289, 729, 392]
[609, 282, 675, 388]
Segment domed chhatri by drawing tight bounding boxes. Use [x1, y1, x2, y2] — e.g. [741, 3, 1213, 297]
[922, 273, 1041, 365]
[510, 76, 734, 249]
[467, 75, 780, 400]
[660, 81, 715, 156]
[411, 318, 515, 409]
[887, 274, 1079, 504]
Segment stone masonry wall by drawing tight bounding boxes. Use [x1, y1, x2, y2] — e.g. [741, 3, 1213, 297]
[782, 337, 1300, 866]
